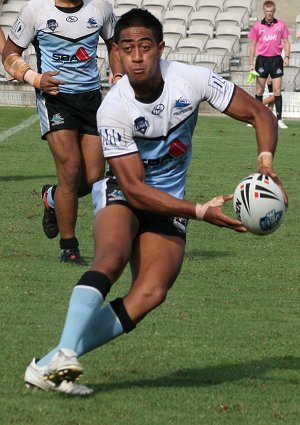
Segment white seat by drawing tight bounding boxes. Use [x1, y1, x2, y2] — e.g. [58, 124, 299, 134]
[167, 51, 195, 64]
[177, 37, 205, 55]
[215, 10, 244, 28]
[196, 0, 224, 13]
[114, 6, 133, 18]
[282, 58, 300, 91]
[223, 1, 250, 29]
[0, 15, 17, 38]
[162, 35, 180, 56]
[141, 0, 170, 15]
[204, 38, 233, 70]
[163, 22, 186, 44]
[168, 0, 196, 15]
[224, 0, 252, 13]
[188, 10, 218, 28]
[2, 1, 27, 18]
[215, 24, 241, 54]
[163, 9, 191, 26]
[194, 53, 221, 72]
[116, 0, 142, 7]
[290, 43, 300, 58]
[187, 23, 213, 48]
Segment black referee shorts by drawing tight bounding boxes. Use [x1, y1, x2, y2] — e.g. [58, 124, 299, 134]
[255, 55, 284, 79]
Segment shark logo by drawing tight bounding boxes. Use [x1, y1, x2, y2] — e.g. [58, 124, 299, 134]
[50, 113, 64, 126]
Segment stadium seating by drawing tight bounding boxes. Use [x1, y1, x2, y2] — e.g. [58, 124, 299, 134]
[290, 42, 300, 58]
[223, 0, 250, 29]
[214, 11, 245, 29]
[163, 22, 186, 45]
[187, 23, 214, 48]
[2, 1, 27, 19]
[282, 58, 300, 91]
[204, 38, 233, 70]
[177, 37, 205, 55]
[194, 53, 221, 72]
[215, 24, 241, 55]
[163, 9, 191, 26]
[168, 0, 196, 15]
[188, 10, 218, 27]
[115, 0, 142, 10]
[196, 0, 224, 14]
[141, 0, 170, 16]
[0, 15, 17, 38]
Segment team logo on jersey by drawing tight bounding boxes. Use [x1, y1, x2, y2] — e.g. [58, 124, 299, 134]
[50, 113, 64, 126]
[87, 17, 98, 28]
[152, 104, 165, 115]
[169, 139, 187, 158]
[52, 47, 91, 63]
[47, 19, 58, 32]
[76, 47, 91, 61]
[173, 97, 192, 116]
[66, 16, 78, 23]
[134, 117, 150, 135]
[11, 18, 26, 39]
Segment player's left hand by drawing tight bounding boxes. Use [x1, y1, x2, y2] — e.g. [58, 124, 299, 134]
[258, 166, 288, 208]
[202, 194, 248, 232]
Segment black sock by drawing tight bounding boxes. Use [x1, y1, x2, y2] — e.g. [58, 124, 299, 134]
[110, 297, 136, 333]
[60, 237, 79, 250]
[255, 95, 263, 102]
[274, 95, 283, 120]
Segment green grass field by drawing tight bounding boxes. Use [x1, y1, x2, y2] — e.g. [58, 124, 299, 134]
[0, 107, 299, 425]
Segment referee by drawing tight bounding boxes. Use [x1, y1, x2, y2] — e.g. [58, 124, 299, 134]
[248, 1, 290, 129]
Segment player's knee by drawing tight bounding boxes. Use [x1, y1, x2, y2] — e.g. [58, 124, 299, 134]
[140, 284, 169, 309]
[92, 251, 129, 283]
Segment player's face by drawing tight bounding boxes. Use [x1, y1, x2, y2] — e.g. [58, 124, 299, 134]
[263, 6, 275, 22]
[115, 26, 164, 89]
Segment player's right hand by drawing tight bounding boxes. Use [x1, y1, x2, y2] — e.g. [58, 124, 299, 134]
[203, 194, 248, 233]
[40, 71, 64, 95]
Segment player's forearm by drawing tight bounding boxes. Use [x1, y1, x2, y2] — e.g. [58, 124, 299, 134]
[0, 28, 6, 55]
[255, 108, 278, 156]
[122, 180, 198, 219]
[249, 43, 256, 66]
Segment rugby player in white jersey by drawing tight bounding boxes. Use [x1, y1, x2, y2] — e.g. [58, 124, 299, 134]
[2, 0, 123, 265]
[23, 8, 288, 395]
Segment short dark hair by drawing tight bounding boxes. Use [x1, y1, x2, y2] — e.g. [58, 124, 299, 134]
[114, 8, 163, 44]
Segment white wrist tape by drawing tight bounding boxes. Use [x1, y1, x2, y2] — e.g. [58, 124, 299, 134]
[257, 151, 273, 168]
[4, 53, 42, 88]
[23, 69, 42, 89]
[4, 53, 30, 82]
[195, 197, 225, 220]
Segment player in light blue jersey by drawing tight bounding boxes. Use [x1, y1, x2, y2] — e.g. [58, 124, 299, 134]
[2, 0, 123, 265]
[23, 8, 288, 394]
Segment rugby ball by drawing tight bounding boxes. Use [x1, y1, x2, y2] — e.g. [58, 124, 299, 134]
[233, 173, 285, 235]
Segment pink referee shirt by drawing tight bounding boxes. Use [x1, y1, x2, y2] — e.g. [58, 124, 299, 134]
[248, 18, 290, 56]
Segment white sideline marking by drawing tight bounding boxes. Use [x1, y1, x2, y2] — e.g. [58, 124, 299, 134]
[0, 115, 39, 143]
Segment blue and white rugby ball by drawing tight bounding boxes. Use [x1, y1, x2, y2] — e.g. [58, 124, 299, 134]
[233, 173, 285, 235]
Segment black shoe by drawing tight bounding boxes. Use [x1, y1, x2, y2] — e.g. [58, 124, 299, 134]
[42, 185, 59, 239]
[60, 249, 88, 266]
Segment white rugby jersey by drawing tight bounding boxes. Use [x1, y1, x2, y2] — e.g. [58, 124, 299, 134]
[9, 0, 116, 93]
[97, 60, 235, 199]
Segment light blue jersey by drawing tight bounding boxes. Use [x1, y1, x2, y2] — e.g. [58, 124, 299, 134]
[98, 60, 235, 199]
[9, 0, 116, 93]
